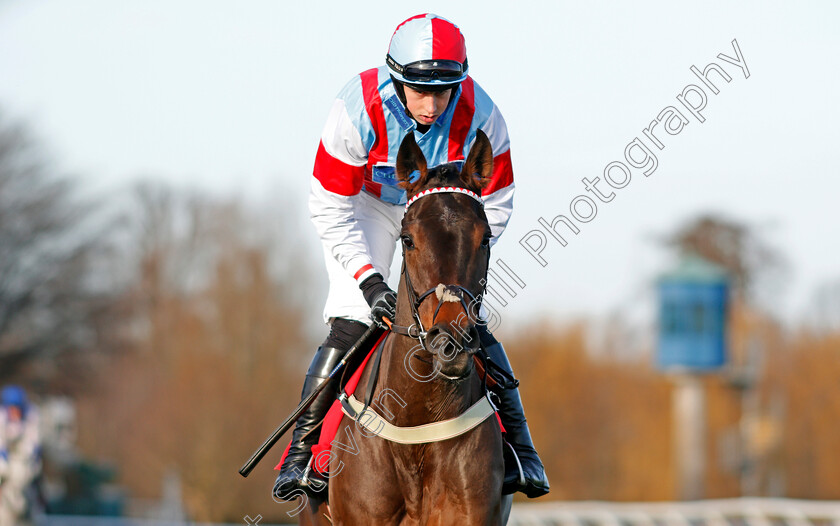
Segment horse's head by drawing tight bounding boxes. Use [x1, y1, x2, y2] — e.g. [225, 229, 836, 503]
[395, 130, 494, 379]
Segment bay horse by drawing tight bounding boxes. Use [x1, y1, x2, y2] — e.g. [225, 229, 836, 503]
[299, 130, 509, 525]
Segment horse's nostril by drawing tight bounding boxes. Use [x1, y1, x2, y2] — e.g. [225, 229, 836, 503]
[466, 325, 481, 350]
[425, 324, 481, 360]
[426, 327, 446, 348]
[425, 327, 459, 361]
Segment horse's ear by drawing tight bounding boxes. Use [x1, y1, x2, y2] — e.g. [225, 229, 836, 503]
[460, 130, 493, 191]
[396, 132, 428, 194]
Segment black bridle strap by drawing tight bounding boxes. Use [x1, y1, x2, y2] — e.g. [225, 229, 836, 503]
[385, 251, 427, 340]
[388, 186, 490, 346]
[389, 253, 478, 344]
[401, 254, 422, 317]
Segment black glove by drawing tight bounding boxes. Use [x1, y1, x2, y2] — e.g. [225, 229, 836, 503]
[360, 273, 397, 326]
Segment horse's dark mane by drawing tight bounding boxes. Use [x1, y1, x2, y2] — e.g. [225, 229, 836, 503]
[414, 163, 477, 195]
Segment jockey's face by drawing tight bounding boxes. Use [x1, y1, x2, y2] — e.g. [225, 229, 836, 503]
[7, 406, 22, 422]
[403, 85, 452, 126]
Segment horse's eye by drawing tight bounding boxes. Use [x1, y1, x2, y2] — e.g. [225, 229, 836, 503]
[481, 235, 491, 248]
[401, 235, 415, 249]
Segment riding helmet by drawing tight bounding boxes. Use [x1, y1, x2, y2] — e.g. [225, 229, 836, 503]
[386, 14, 469, 91]
[1, 385, 29, 417]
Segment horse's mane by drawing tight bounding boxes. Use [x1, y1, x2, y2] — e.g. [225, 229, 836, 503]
[412, 163, 481, 196]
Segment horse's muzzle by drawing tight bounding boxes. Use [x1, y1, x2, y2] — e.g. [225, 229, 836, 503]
[425, 323, 480, 361]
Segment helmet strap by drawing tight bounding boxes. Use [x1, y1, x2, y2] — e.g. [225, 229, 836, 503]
[389, 75, 458, 132]
[391, 75, 408, 106]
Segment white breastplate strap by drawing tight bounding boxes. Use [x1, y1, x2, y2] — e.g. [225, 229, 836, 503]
[339, 393, 496, 445]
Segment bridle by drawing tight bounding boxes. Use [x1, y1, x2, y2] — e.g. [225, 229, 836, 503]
[356, 184, 491, 412]
[387, 186, 488, 352]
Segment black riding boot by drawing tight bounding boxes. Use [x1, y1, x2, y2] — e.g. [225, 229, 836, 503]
[273, 319, 369, 500]
[272, 345, 344, 500]
[479, 327, 550, 498]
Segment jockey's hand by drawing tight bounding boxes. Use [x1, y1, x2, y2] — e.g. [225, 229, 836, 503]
[360, 273, 397, 327]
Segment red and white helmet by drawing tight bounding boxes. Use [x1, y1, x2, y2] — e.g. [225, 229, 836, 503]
[386, 14, 469, 88]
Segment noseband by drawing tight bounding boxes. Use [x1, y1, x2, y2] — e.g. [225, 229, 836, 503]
[388, 186, 486, 352]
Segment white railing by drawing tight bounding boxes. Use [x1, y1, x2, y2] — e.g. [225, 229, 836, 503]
[508, 498, 840, 526]
[35, 499, 840, 526]
[37, 518, 267, 526]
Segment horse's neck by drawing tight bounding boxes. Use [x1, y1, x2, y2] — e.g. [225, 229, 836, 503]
[376, 334, 482, 428]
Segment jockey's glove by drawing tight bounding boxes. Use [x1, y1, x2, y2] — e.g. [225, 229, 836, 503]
[360, 273, 397, 326]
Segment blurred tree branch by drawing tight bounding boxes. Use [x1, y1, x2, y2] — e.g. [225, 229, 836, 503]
[75, 183, 313, 520]
[664, 214, 789, 305]
[0, 110, 127, 386]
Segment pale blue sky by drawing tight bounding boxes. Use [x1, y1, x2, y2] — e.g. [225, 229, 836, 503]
[1, 1, 838, 332]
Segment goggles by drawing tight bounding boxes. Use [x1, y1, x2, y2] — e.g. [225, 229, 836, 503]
[387, 55, 467, 83]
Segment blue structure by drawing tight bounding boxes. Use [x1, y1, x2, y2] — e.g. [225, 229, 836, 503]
[657, 254, 729, 371]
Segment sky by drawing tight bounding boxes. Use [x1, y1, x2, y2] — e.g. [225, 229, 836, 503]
[1, 0, 838, 334]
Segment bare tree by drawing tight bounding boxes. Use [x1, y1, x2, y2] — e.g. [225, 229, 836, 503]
[75, 184, 313, 520]
[664, 214, 788, 305]
[0, 110, 125, 386]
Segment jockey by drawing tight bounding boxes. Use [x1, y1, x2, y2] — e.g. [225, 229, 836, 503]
[274, 13, 549, 499]
[0, 386, 41, 526]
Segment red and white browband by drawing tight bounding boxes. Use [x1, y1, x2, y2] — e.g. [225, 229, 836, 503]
[405, 186, 484, 211]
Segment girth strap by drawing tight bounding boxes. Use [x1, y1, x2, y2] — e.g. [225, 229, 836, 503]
[339, 392, 496, 445]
